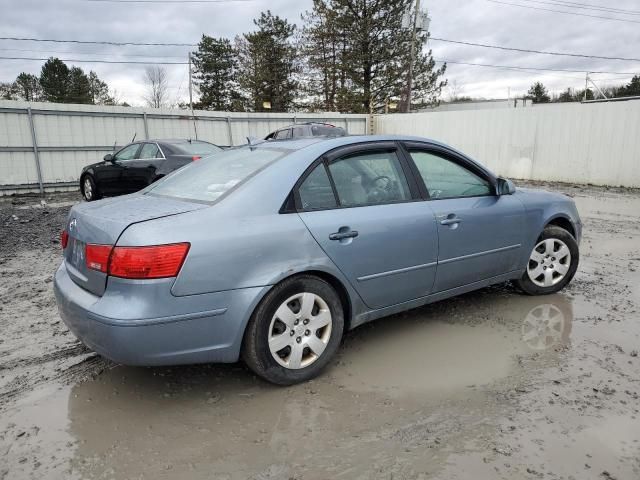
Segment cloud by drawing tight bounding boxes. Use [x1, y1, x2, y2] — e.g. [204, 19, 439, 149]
[1, 0, 638, 104]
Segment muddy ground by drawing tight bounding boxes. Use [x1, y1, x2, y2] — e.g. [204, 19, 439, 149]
[1, 183, 639, 480]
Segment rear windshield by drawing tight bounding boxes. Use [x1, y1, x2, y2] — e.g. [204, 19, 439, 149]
[147, 147, 286, 202]
[169, 141, 223, 155]
[311, 125, 346, 137]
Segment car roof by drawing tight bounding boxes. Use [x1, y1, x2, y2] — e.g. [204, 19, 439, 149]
[248, 134, 443, 152]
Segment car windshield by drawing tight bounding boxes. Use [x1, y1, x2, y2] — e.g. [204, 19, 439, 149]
[147, 147, 286, 202]
[170, 141, 222, 155]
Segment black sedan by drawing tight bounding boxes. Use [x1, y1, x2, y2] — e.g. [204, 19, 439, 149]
[80, 139, 223, 201]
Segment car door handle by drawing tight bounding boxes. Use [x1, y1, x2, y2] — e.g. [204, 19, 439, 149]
[329, 230, 359, 241]
[439, 215, 462, 226]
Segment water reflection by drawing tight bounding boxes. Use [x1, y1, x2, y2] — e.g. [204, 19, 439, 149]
[63, 288, 574, 479]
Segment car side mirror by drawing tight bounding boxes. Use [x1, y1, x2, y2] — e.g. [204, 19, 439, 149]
[103, 153, 114, 162]
[497, 177, 516, 195]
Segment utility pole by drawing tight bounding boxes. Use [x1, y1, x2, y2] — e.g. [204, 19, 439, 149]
[404, 0, 421, 113]
[583, 72, 589, 102]
[188, 52, 198, 139]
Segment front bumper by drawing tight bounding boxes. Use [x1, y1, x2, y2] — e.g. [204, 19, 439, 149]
[53, 260, 268, 366]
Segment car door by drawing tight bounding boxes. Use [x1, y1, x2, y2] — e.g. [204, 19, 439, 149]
[123, 142, 163, 191]
[296, 142, 439, 309]
[94, 143, 140, 194]
[403, 143, 525, 292]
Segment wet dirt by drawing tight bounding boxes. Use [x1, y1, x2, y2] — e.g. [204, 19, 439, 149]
[1, 184, 639, 480]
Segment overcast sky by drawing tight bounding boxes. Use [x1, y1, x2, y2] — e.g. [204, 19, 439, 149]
[1, 0, 639, 106]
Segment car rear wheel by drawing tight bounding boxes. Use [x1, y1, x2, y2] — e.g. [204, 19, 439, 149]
[242, 275, 344, 385]
[81, 175, 100, 201]
[516, 225, 579, 295]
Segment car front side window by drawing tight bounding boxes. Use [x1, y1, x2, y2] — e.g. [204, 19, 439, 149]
[409, 150, 492, 199]
[328, 151, 411, 207]
[114, 144, 140, 161]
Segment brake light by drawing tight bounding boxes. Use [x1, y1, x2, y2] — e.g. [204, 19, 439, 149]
[86, 244, 112, 273]
[61, 230, 69, 249]
[109, 243, 190, 279]
[192, 156, 201, 161]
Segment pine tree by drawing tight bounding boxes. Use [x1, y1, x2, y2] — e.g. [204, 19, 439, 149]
[192, 35, 240, 111]
[14, 73, 42, 101]
[39, 58, 70, 103]
[527, 82, 551, 104]
[68, 67, 92, 104]
[237, 11, 298, 112]
[88, 71, 114, 105]
[300, 0, 446, 113]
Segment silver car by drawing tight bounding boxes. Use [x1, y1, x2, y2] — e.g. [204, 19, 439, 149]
[54, 135, 581, 385]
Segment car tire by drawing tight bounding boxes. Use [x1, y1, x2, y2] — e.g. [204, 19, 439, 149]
[81, 175, 101, 202]
[515, 225, 579, 295]
[242, 275, 344, 385]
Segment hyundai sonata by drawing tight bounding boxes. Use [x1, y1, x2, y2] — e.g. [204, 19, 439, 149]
[54, 135, 581, 385]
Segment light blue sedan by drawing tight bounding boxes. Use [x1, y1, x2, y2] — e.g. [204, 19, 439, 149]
[54, 135, 581, 384]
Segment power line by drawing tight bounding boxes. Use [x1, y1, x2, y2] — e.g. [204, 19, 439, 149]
[84, 0, 252, 2]
[0, 36, 196, 47]
[518, 0, 640, 16]
[485, 0, 640, 23]
[0, 55, 188, 65]
[430, 37, 640, 62]
[0, 47, 188, 59]
[435, 59, 638, 76]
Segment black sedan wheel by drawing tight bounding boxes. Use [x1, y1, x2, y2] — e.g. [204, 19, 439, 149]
[82, 176, 100, 201]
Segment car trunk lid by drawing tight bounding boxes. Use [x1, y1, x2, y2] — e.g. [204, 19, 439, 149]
[63, 194, 206, 296]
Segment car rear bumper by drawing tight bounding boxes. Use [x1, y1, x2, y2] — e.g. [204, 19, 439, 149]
[53, 260, 268, 366]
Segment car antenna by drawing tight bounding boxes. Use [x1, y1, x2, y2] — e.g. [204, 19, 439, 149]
[246, 136, 265, 146]
[131, 133, 136, 143]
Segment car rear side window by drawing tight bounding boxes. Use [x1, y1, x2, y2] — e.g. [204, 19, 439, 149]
[148, 148, 286, 203]
[409, 151, 492, 199]
[328, 151, 411, 207]
[298, 164, 337, 210]
[139, 143, 160, 159]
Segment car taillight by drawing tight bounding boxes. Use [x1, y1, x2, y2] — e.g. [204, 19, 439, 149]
[192, 155, 201, 161]
[109, 243, 190, 279]
[61, 230, 69, 249]
[86, 244, 112, 273]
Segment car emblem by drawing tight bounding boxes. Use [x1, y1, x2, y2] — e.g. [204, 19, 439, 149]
[69, 218, 77, 231]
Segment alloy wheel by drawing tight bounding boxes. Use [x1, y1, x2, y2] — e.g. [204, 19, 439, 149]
[83, 178, 93, 200]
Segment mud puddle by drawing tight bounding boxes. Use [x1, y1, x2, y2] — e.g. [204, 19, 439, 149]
[1, 183, 639, 479]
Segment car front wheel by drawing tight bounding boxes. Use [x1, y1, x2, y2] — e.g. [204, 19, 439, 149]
[516, 225, 579, 295]
[81, 175, 100, 201]
[242, 275, 344, 385]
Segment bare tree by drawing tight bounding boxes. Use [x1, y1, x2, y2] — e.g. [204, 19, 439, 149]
[447, 79, 464, 102]
[143, 66, 169, 108]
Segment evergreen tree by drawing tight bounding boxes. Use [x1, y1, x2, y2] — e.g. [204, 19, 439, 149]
[300, 0, 446, 113]
[39, 58, 70, 103]
[192, 35, 240, 111]
[527, 82, 551, 104]
[617, 75, 640, 98]
[14, 73, 42, 101]
[237, 11, 298, 112]
[68, 66, 92, 104]
[88, 71, 114, 105]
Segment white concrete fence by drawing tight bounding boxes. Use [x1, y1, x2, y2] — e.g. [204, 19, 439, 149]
[1, 98, 640, 195]
[374, 100, 640, 188]
[0, 100, 369, 195]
